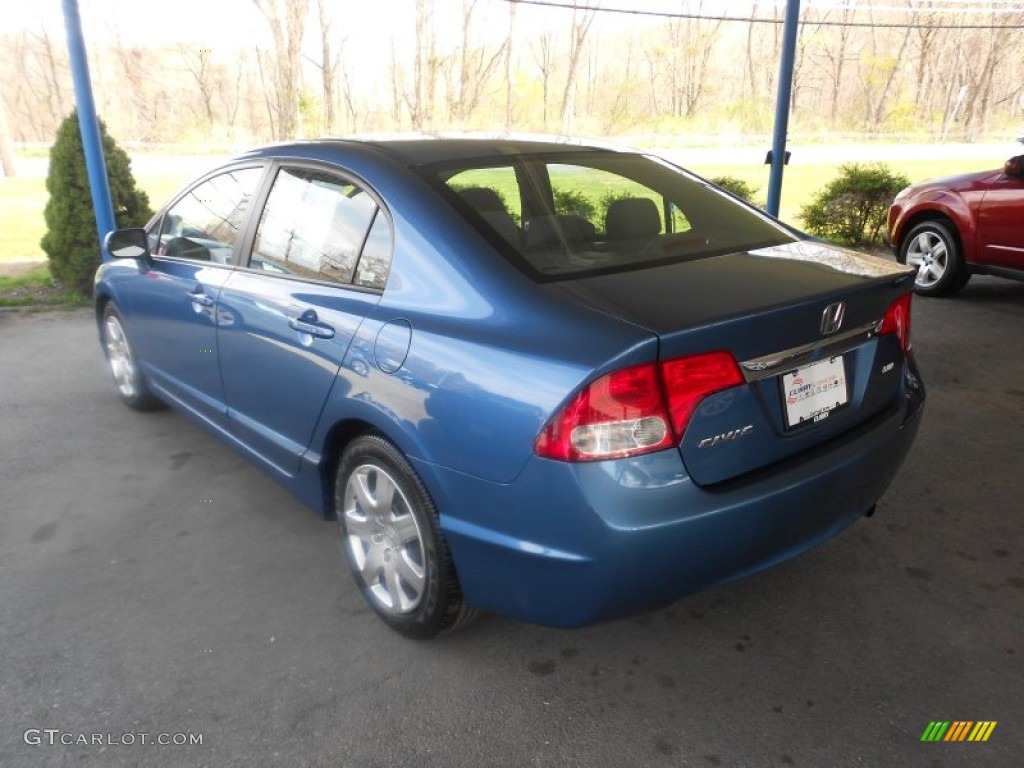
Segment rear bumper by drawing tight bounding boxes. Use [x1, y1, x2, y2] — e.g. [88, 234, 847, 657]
[421, 368, 924, 628]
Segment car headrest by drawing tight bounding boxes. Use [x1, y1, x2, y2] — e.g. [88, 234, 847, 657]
[605, 197, 661, 239]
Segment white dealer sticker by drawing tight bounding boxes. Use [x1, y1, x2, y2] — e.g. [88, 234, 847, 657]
[782, 356, 848, 428]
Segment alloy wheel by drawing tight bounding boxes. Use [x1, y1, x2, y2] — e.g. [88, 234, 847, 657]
[104, 315, 139, 399]
[904, 230, 948, 290]
[342, 463, 427, 615]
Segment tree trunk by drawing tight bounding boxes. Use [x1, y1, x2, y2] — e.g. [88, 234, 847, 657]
[559, 3, 597, 132]
[0, 95, 16, 177]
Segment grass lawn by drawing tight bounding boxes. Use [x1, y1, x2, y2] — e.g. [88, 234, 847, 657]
[0, 177, 50, 264]
[0, 151, 1008, 264]
[0, 174, 191, 264]
[685, 157, 1005, 223]
[0, 263, 90, 308]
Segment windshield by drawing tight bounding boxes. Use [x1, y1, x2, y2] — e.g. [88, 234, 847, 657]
[424, 151, 796, 281]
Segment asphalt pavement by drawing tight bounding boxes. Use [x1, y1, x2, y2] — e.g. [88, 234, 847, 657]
[1, 277, 1022, 768]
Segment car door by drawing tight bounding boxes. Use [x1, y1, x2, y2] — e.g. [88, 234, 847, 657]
[130, 165, 265, 423]
[977, 170, 1024, 268]
[216, 163, 392, 475]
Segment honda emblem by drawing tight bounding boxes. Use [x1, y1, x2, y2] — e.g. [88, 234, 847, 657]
[820, 302, 845, 336]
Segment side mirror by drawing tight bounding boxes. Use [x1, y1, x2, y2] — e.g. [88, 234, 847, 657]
[1003, 155, 1024, 180]
[104, 228, 151, 259]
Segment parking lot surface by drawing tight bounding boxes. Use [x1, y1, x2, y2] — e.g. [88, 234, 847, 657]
[1, 277, 1022, 767]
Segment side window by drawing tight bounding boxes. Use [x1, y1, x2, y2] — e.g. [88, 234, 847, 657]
[354, 211, 393, 290]
[154, 167, 263, 264]
[251, 167, 381, 285]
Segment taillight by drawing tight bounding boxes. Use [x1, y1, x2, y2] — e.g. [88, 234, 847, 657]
[534, 363, 673, 461]
[661, 351, 744, 435]
[879, 293, 912, 355]
[534, 351, 743, 462]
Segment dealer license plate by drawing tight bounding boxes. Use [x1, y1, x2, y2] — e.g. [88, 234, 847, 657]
[781, 356, 848, 428]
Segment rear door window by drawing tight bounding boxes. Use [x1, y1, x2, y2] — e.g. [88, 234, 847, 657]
[249, 166, 393, 288]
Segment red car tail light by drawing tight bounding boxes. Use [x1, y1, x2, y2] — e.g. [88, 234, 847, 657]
[661, 351, 744, 436]
[879, 293, 912, 355]
[534, 362, 673, 461]
[535, 351, 743, 462]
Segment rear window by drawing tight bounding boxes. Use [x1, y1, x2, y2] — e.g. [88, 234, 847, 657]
[425, 151, 795, 281]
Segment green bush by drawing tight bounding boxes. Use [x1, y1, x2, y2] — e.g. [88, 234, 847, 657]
[41, 111, 153, 296]
[799, 163, 910, 247]
[708, 175, 760, 204]
[595, 190, 632, 229]
[553, 188, 597, 222]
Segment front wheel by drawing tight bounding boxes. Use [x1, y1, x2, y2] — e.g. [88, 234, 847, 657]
[101, 304, 162, 411]
[898, 220, 970, 297]
[334, 435, 477, 639]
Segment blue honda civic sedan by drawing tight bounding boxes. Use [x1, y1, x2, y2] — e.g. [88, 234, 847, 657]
[95, 138, 924, 638]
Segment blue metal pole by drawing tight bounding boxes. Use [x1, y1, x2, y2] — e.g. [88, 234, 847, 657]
[62, 0, 116, 259]
[765, 0, 801, 218]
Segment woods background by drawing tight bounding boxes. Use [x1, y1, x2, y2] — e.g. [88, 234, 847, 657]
[2, 0, 1023, 149]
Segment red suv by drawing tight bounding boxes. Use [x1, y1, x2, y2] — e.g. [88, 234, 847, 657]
[888, 153, 1024, 296]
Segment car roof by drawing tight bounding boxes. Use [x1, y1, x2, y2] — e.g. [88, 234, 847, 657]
[244, 135, 629, 168]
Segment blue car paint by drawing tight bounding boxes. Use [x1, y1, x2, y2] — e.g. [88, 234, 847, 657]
[427, 363, 922, 626]
[121, 259, 233, 423]
[95, 139, 925, 628]
[216, 271, 381, 475]
[679, 333, 905, 485]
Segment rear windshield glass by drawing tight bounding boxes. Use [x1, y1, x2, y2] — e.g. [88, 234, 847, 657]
[424, 151, 796, 281]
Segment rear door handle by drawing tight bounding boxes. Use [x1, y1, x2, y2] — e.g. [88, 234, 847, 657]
[289, 310, 335, 339]
[188, 287, 215, 309]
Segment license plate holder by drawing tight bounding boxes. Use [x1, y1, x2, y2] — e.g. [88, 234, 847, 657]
[781, 356, 849, 429]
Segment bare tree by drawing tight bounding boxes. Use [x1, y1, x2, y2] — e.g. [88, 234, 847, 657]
[961, 13, 1016, 138]
[28, 25, 67, 132]
[179, 45, 217, 129]
[909, 4, 942, 121]
[448, 0, 506, 123]
[559, 1, 598, 133]
[406, 0, 439, 130]
[251, 0, 310, 140]
[505, 2, 517, 129]
[606, 32, 640, 132]
[744, 2, 784, 109]
[339, 55, 360, 132]
[0, 93, 16, 177]
[860, 7, 913, 131]
[808, 4, 856, 128]
[389, 41, 404, 127]
[642, 48, 661, 116]
[314, 0, 343, 134]
[531, 31, 557, 129]
[663, 1, 723, 118]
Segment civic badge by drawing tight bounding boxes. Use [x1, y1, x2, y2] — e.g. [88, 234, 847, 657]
[820, 301, 845, 336]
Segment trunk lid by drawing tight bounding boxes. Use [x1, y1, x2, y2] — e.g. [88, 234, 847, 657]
[545, 241, 915, 485]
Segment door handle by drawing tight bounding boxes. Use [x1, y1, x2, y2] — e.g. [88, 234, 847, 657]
[188, 288, 214, 308]
[288, 310, 335, 339]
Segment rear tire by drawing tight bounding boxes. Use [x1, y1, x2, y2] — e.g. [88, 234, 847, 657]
[334, 434, 478, 639]
[101, 304, 162, 411]
[898, 220, 970, 297]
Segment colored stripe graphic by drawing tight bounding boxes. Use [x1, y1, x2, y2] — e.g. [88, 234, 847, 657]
[968, 722, 997, 742]
[921, 721, 997, 742]
[944, 721, 972, 741]
[921, 722, 949, 741]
